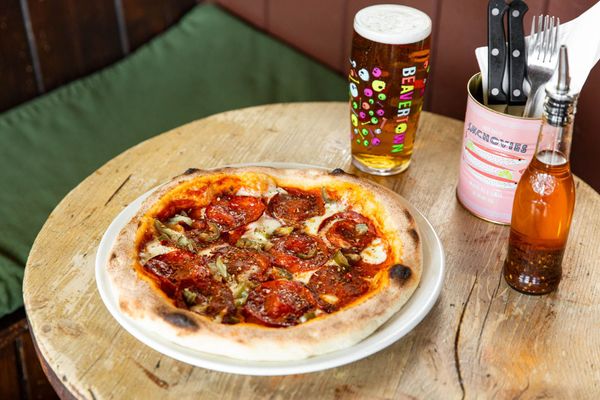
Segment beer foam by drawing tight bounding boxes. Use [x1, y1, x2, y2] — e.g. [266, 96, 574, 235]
[354, 5, 431, 45]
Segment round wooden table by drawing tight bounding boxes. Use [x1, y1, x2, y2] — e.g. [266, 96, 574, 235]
[24, 103, 600, 399]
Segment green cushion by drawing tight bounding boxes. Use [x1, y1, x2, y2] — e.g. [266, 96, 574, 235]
[0, 4, 346, 317]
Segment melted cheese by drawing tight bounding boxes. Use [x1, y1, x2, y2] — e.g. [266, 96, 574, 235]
[241, 213, 282, 242]
[265, 186, 288, 199]
[320, 294, 340, 304]
[303, 201, 346, 235]
[139, 240, 177, 264]
[360, 238, 387, 264]
[235, 187, 261, 197]
[293, 270, 316, 284]
[236, 185, 287, 199]
[198, 244, 227, 257]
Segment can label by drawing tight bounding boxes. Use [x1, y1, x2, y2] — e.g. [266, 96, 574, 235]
[457, 89, 540, 224]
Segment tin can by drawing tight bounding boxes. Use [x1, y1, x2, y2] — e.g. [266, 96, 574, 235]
[457, 73, 541, 224]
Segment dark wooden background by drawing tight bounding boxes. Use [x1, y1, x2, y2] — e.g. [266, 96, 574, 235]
[0, 0, 200, 110]
[216, 0, 600, 192]
[1, 1, 599, 397]
[2, 0, 598, 191]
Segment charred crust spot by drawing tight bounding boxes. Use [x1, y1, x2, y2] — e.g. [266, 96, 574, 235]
[119, 300, 130, 313]
[183, 168, 200, 175]
[110, 252, 117, 261]
[403, 209, 415, 224]
[408, 228, 419, 245]
[161, 311, 198, 330]
[330, 168, 346, 175]
[389, 264, 412, 284]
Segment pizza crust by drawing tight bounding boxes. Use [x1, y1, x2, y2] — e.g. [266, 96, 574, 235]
[107, 167, 421, 361]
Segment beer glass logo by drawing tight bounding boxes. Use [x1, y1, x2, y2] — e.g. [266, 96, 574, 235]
[349, 60, 388, 148]
[349, 56, 429, 153]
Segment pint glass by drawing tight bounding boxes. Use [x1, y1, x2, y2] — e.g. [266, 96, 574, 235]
[349, 5, 432, 175]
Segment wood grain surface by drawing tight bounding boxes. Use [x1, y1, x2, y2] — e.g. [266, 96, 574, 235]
[23, 103, 600, 399]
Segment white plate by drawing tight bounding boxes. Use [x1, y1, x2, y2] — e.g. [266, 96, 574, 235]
[95, 164, 445, 376]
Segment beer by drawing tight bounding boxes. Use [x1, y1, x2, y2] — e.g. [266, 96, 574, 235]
[349, 5, 432, 175]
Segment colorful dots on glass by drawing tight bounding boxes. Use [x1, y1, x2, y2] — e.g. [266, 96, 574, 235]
[350, 83, 358, 97]
[348, 61, 388, 148]
[358, 69, 369, 81]
[372, 80, 386, 92]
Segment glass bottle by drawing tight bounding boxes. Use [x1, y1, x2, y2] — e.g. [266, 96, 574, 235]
[503, 46, 577, 295]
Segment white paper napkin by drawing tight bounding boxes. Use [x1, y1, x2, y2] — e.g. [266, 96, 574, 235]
[475, 1, 600, 114]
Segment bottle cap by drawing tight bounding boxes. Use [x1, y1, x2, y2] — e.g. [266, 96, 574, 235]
[544, 45, 578, 126]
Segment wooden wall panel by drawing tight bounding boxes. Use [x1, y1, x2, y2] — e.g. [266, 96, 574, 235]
[430, 0, 546, 119]
[122, 0, 198, 51]
[546, 0, 600, 190]
[0, 309, 58, 398]
[216, 0, 267, 27]
[0, 344, 21, 399]
[16, 332, 59, 399]
[546, 0, 594, 20]
[1, 0, 599, 191]
[266, 0, 346, 71]
[0, 0, 38, 110]
[27, 0, 123, 92]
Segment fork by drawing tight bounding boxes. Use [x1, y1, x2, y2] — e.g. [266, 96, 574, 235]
[523, 15, 560, 118]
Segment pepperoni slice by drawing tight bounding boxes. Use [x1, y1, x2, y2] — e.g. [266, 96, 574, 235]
[206, 195, 266, 231]
[222, 227, 246, 246]
[243, 280, 316, 327]
[143, 250, 203, 296]
[156, 199, 197, 220]
[213, 246, 271, 283]
[351, 260, 388, 278]
[306, 266, 369, 313]
[269, 232, 330, 272]
[144, 250, 236, 320]
[267, 188, 325, 224]
[321, 211, 377, 252]
[174, 278, 235, 320]
[187, 219, 224, 248]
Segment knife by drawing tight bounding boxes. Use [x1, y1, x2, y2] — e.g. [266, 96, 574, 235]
[487, 0, 509, 112]
[507, 0, 528, 116]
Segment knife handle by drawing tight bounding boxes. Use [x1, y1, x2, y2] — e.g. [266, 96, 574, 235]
[508, 0, 529, 105]
[488, 0, 509, 104]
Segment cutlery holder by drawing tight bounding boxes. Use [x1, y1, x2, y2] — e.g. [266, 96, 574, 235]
[457, 73, 541, 224]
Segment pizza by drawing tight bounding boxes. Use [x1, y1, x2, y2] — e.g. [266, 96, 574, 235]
[107, 167, 421, 361]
